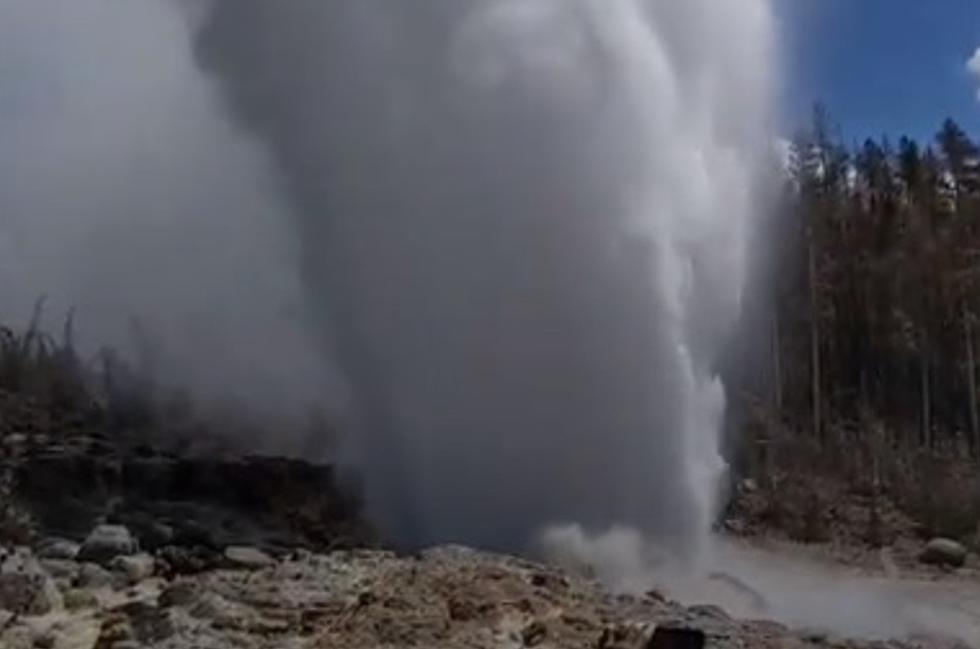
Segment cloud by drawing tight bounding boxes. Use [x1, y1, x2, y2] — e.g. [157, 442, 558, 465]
[966, 48, 980, 102]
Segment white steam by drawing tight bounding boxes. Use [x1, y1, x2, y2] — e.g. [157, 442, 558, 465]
[0, 0, 336, 435]
[0, 0, 775, 556]
[195, 0, 774, 554]
[967, 47, 980, 102]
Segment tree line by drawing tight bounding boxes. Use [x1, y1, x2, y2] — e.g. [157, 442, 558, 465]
[762, 105, 980, 463]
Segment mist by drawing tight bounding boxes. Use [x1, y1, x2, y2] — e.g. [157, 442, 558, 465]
[0, 0, 336, 441]
[195, 0, 775, 552]
[0, 0, 775, 555]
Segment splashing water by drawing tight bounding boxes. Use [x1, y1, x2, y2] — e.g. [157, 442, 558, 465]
[196, 0, 776, 555]
[0, 0, 775, 557]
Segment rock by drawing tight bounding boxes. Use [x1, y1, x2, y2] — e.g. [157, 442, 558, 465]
[0, 572, 61, 615]
[521, 620, 548, 647]
[63, 588, 98, 611]
[802, 628, 830, 644]
[4, 434, 27, 450]
[188, 592, 253, 630]
[110, 554, 155, 585]
[32, 631, 55, 648]
[156, 545, 220, 577]
[142, 523, 174, 551]
[919, 537, 967, 568]
[77, 562, 112, 589]
[77, 525, 136, 565]
[223, 546, 274, 571]
[597, 623, 650, 649]
[157, 581, 198, 608]
[0, 549, 62, 615]
[35, 539, 79, 561]
[172, 521, 216, 549]
[115, 602, 176, 644]
[649, 627, 706, 649]
[740, 478, 759, 493]
[688, 604, 730, 621]
[38, 559, 78, 582]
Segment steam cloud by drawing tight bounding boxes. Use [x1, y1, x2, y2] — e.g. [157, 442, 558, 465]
[0, 0, 775, 554]
[968, 47, 980, 102]
[0, 0, 336, 440]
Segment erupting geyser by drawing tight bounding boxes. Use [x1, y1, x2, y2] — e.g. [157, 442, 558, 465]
[0, 0, 776, 556]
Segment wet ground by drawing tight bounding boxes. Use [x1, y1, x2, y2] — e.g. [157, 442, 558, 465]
[658, 537, 980, 647]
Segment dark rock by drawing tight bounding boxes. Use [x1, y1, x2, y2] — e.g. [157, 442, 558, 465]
[35, 539, 78, 561]
[598, 623, 651, 649]
[156, 545, 220, 577]
[158, 581, 198, 608]
[0, 549, 62, 615]
[142, 523, 174, 551]
[38, 559, 78, 582]
[171, 520, 217, 549]
[63, 588, 98, 611]
[521, 620, 547, 647]
[78, 525, 137, 565]
[919, 538, 967, 568]
[687, 604, 730, 622]
[649, 627, 705, 649]
[0, 572, 60, 615]
[77, 562, 113, 589]
[116, 601, 176, 644]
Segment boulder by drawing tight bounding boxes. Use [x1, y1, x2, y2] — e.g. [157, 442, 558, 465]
[0, 549, 62, 615]
[919, 538, 967, 568]
[38, 559, 79, 581]
[158, 581, 199, 608]
[111, 553, 155, 585]
[78, 525, 137, 564]
[77, 562, 113, 589]
[63, 588, 99, 611]
[223, 546, 274, 571]
[156, 545, 220, 577]
[35, 538, 79, 561]
[0, 572, 61, 615]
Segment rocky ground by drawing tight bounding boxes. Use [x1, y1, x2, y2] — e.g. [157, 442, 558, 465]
[0, 388, 976, 648]
[722, 476, 980, 580]
[3, 540, 973, 649]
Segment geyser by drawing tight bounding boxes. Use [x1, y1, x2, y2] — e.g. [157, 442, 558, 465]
[196, 0, 775, 553]
[0, 0, 775, 555]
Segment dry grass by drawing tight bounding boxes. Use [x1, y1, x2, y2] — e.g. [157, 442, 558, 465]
[735, 403, 980, 549]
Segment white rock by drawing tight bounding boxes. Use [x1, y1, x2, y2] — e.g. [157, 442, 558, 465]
[223, 546, 274, 570]
[36, 539, 79, 561]
[111, 553, 155, 585]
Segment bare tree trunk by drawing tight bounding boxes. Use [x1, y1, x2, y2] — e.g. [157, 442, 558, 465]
[771, 309, 783, 412]
[965, 308, 979, 455]
[920, 342, 931, 449]
[809, 233, 822, 441]
[868, 449, 882, 547]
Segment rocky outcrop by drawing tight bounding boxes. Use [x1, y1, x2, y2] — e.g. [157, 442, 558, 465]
[0, 389, 372, 556]
[0, 547, 62, 615]
[0, 544, 968, 649]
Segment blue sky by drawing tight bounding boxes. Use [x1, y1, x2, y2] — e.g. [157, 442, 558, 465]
[777, 0, 980, 145]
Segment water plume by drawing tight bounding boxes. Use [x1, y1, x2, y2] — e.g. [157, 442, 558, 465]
[196, 0, 776, 553]
[0, 0, 775, 554]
